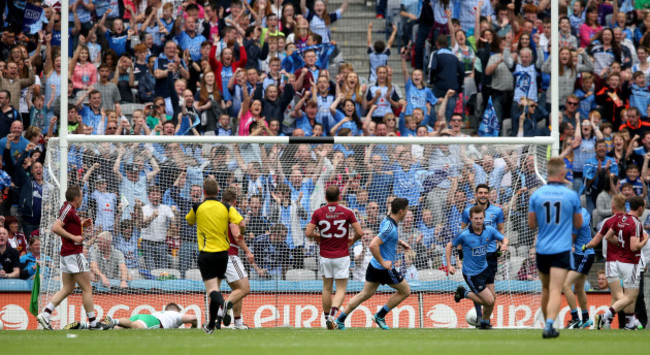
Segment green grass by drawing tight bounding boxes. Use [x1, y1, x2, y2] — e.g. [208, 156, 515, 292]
[2, 328, 646, 354]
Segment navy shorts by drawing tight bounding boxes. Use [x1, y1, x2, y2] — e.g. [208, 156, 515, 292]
[365, 263, 404, 285]
[536, 251, 572, 274]
[571, 253, 595, 275]
[485, 252, 498, 284]
[463, 267, 492, 294]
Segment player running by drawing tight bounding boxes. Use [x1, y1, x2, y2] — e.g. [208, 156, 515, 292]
[447, 206, 508, 329]
[186, 178, 243, 334]
[528, 157, 583, 338]
[334, 198, 411, 330]
[583, 195, 648, 330]
[37, 186, 110, 330]
[460, 184, 505, 324]
[305, 185, 363, 329]
[221, 188, 258, 329]
[65, 303, 197, 330]
[563, 207, 595, 329]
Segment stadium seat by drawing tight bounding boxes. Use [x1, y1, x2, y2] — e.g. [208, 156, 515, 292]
[185, 269, 203, 281]
[129, 269, 143, 280]
[517, 246, 530, 259]
[304, 257, 318, 271]
[448, 271, 463, 281]
[120, 103, 145, 119]
[151, 268, 182, 280]
[418, 269, 447, 281]
[285, 269, 317, 281]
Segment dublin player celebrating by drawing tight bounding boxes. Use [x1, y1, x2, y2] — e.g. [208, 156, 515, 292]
[584, 195, 648, 330]
[447, 206, 507, 329]
[305, 186, 364, 329]
[37, 186, 110, 330]
[460, 184, 505, 323]
[563, 207, 595, 329]
[528, 157, 582, 338]
[334, 198, 411, 330]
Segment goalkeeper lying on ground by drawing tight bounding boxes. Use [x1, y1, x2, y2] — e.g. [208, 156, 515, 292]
[65, 303, 197, 329]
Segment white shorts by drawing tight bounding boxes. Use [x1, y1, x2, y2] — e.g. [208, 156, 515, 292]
[60, 254, 90, 274]
[606, 260, 642, 289]
[225, 255, 248, 283]
[319, 256, 350, 279]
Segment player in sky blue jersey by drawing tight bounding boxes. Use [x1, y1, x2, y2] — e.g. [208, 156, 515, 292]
[528, 157, 583, 338]
[335, 198, 411, 330]
[563, 207, 595, 329]
[446, 205, 507, 329]
[460, 184, 505, 322]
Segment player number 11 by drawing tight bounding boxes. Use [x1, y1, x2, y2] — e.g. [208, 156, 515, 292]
[542, 201, 561, 225]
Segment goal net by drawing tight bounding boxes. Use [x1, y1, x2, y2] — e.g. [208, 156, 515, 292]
[38, 137, 550, 329]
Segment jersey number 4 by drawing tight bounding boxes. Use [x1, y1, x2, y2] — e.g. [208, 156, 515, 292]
[318, 220, 347, 238]
[542, 201, 561, 225]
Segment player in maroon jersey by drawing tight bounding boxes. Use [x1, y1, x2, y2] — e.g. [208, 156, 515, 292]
[305, 185, 364, 329]
[583, 195, 648, 329]
[220, 188, 258, 329]
[37, 186, 109, 330]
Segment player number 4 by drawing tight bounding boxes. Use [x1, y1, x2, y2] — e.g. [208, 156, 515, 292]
[318, 220, 347, 238]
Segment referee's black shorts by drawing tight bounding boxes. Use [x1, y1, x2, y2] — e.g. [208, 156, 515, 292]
[197, 251, 228, 280]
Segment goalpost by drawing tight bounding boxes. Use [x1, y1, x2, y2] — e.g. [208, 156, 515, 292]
[37, 135, 555, 329]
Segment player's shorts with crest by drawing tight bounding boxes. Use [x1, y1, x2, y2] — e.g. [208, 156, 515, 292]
[606, 260, 642, 288]
[319, 256, 350, 279]
[463, 267, 491, 294]
[225, 255, 248, 283]
[571, 253, 595, 275]
[536, 250, 572, 274]
[60, 253, 90, 274]
[197, 251, 228, 280]
[485, 252, 498, 284]
[365, 263, 403, 285]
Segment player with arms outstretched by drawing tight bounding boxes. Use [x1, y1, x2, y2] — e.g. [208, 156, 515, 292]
[66, 303, 197, 330]
[37, 186, 110, 330]
[447, 206, 508, 329]
[528, 157, 583, 338]
[563, 207, 595, 329]
[460, 184, 505, 323]
[583, 195, 648, 330]
[221, 188, 259, 329]
[305, 185, 364, 329]
[335, 198, 411, 330]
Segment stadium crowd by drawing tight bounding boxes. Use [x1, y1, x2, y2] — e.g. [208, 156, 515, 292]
[1, 0, 650, 288]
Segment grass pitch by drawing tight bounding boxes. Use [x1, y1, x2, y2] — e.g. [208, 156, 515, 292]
[2, 328, 645, 354]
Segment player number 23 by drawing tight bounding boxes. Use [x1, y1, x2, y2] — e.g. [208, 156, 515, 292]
[318, 220, 347, 238]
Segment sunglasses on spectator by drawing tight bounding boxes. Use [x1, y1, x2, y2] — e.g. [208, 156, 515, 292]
[566, 101, 578, 106]
[450, 118, 462, 122]
[385, 118, 396, 122]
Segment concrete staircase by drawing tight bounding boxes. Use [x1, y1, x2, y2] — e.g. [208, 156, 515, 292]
[328, 0, 405, 89]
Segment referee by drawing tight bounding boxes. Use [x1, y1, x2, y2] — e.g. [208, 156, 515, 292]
[186, 178, 243, 334]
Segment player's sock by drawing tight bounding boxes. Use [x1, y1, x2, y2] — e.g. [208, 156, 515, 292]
[570, 309, 579, 321]
[324, 311, 329, 320]
[43, 303, 55, 320]
[337, 312, 348, 322]
[329, 307, 339, 318]
[208, 291, 224, 328]
[376, 305, 391, 319]
[604, 307, 615, 322]
[545, 319, 554, 331]
[626, 313, 635, 327]
[217, 306, 224, 317]
[474, 302, 483, 319]
[234, 317, 243, 327]
[581, 310, 589, 322]
[87, 311, 98, 327]
[464, 290, 470, 299]
[113, 318, 120, 326]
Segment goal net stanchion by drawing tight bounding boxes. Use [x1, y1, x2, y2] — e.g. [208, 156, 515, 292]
[39, 135, 553, 329]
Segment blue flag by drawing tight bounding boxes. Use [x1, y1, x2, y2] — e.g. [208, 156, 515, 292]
[22, 3, 44, 35]
[281, 43, 336, 73]
[478, 97, 500, 137]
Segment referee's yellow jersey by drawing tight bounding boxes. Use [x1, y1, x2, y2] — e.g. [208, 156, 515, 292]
[185, 197, 244, 252]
